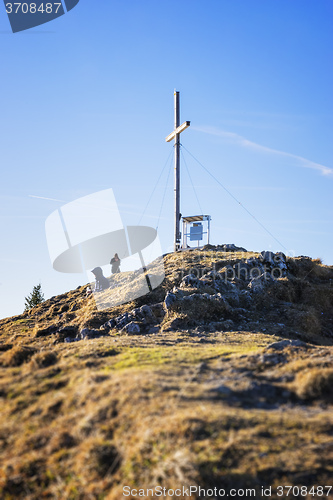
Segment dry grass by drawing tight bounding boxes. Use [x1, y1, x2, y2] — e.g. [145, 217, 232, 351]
[0, 250, 333, 498]
[2, 344, 37, 367]
[295, 368, 333, 402]
[0, 333, 332, 499]
[29, 350, 58, 370]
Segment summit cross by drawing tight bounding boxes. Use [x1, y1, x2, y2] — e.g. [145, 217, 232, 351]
[165, 91, 190, 252]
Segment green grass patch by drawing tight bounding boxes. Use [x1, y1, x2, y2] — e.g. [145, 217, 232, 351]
[13, 319, 30, 325]
[102, 342, 260, 372]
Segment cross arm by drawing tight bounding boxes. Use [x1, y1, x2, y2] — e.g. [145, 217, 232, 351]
[165, 121, 191, 142]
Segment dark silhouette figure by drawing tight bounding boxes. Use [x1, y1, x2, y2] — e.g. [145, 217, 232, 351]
[91, 267, 110, 292]
[110, 253, 121, 274]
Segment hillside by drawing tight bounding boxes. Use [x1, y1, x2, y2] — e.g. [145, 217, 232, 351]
[0, 247, 333, 499]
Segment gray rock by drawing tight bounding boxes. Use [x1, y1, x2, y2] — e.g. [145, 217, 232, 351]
[163, 315, 190, 332]
[150, 302, 166, 320]
[233, 262, 253, 281]
[180, 274, 201, 288]
[150, 302, 165, 321]
[181, 292, 228, 307]
[245, 257, 260, 267]
[248, 381, 278, 399]
[140, 304, 153, 319]
[276, 262, 287, 272]
[34, 325, 58, 337]
[57, 325, 78, 336]
[265, 339, 307, 351]
[275, 251, 287, 263]
[164, 292, 177, 310]
[218, 280, 238, 293]
[260, 251, 276, 265]
[214, 385, 232, 395]
[80, 328, 102, 339]
[200, 274, 239, 303]
[260, 251, 287, 272]
[115, 312, 133, 329]
[221, 319, 235, 330]
[209, 319, 235, 332]
[147, 326, 159, 334]
[238, 289, 253, 305]
[129, 305, 153, 322]
[203, 270, 219, 280]
[122, 321, 141, 334]
[220, 244, 247, 252]
[100, 318, 117, 331]
[247, 272, 275, 293]
[259, 353, 286, 366]
[80, 328, 90, 339]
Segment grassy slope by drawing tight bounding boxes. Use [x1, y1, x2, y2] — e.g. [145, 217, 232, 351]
[0, 250, 333, 499]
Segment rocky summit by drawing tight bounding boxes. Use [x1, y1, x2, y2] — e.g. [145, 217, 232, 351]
[0, 247, 332, 499]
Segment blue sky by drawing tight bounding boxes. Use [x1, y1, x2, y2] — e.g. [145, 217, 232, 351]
[0, 0, 332, 319]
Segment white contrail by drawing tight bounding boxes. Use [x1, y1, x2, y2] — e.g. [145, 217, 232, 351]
[194, 125, 333, 177]
[29, 195, 65, 202]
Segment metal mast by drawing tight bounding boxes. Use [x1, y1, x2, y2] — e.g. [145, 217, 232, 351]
[174, 91, 180, 252]
[165, 91, 190, 251]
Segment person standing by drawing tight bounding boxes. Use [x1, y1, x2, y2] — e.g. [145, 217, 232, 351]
[110, 253, 121, 274]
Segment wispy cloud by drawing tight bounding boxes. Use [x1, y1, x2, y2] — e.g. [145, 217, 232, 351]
[193, 125, 333, 177]
[29, 195, 65, 202]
